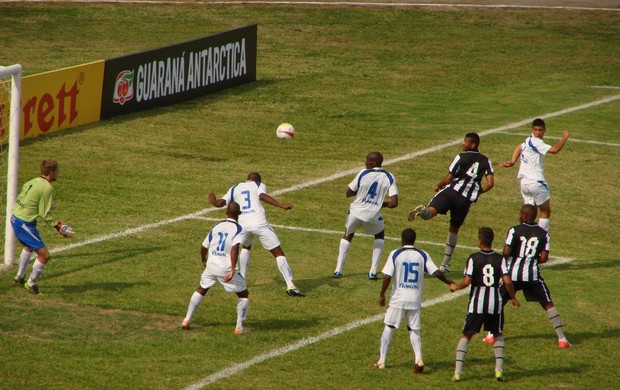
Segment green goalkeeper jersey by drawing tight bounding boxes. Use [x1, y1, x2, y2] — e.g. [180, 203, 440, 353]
[12, 176, 56, 228]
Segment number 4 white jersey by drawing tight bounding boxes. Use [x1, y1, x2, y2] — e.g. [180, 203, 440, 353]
[222, 180, 269, 229]
[348, 168, 398, 222]
[381, 245, 438, 310]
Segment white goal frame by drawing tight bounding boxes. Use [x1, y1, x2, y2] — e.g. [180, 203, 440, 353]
[1, 64, 22, 266]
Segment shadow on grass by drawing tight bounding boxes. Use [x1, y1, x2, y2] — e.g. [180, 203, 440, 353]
[295, 271, 376, 294]
[508, 327, 620, 346]
[247, 317, 323, 331]
[57, 281, 150, 293]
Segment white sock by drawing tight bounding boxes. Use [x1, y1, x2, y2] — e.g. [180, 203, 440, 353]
[455, 338, 469, 375]
[378, 325, 394, 364]
[539, 218, 550, 231]
[409, 329, 423, 364]
[334, 239, 350, 273]
[443, 232, 458, 268]
[17, 249, 32, 278]
[184, 292, 204, 324]
[276, 256, 295, 289]
[370, 239, 384, 274]
[236, 297, 249, 329]
[494, 336, 505, 373]
[547, 307, 566, 340]
[28, 259, 45, 285]
[239, 248, 251, 278]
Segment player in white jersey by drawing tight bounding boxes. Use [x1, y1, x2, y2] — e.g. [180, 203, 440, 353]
[181, 202, 252, 334]
[374, 228, 455, 373]
[209, 172, 304, 297]
[334, 152, 399, 280]
[501, 118, 570, 231]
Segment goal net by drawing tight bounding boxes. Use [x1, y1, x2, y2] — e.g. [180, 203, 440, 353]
[0, 64, 22, 267]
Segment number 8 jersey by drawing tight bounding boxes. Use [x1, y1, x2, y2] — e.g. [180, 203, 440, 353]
[463, 250, 510, 314]
[381, 246, 438, 310]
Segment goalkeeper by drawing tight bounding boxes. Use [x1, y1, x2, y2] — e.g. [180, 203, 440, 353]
[11, 159, 73, 295]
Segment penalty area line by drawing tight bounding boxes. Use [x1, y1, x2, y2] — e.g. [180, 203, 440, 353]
[182, 255, 574, 390]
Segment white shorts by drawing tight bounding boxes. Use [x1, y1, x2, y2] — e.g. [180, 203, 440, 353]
[344, 212, 385, 236]
[200, 268, 247, 292]
[384, 306, 421, 330]
[243, 224, 281, 251]
[520, 180, 550, 206]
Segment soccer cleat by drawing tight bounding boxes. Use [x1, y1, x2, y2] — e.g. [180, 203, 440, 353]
[368, 272, 378, 281]
[24, 282, 39, 295]
[558, 339, 571, 349]
[181, 320, 191, 330]
[234, 327, 250, 335]
[413, 363, 424, 374]
[495, 371, 505, 382]
[286, 288, 305, 297]
[482, 333, 495, 345]
[14, 275, 25, 285]
[333, 272, 343, 278]
[407, 205, 427, 221]
[373, 361, 385, 369]
[452, 373, 462, 382]
[439, 265, 451, 273]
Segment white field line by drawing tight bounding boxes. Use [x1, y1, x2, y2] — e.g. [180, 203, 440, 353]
[4, 1, 619, 12]
[590, 86, 620, 89]
[41, 93, 620, 256]
[498, 132, 620, 147]
[183, 250, 574, 390]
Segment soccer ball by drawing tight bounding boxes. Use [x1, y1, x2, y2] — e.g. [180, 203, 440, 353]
[60, 225, 75, 238]
[276, 123, 295, 141]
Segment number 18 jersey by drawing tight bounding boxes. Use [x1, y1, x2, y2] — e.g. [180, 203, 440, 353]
[381, 245, 438, 310]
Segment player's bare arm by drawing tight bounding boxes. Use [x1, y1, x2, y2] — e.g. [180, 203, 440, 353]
[259, 193, 292, 210]
[539, 251, 550, 264]
[382, 195, 398, 209]
[501, 144, 522, 167]
[548, 130, 570, 154]
[435, 173, 454, 192]
[450, 276, 472, 292]
[480, 174, 494, 194]
[378, 275, 391, 307]
[501, 275, 520, 309]
[225, 243, 241, 282]
[208, 192, 226, 208]
[346, 188, 357, 197]
[200, 245, 208, 267]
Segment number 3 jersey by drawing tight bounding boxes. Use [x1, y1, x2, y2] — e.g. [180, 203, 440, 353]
[463, 250, 510, 314]
[504, 222, 550, 282]
[348, 168, 398, 222]
[381, 246, 438, 310]
[222, 180, 269, 229]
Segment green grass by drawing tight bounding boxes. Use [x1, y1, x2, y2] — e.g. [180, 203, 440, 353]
[1, 3, 619, 389]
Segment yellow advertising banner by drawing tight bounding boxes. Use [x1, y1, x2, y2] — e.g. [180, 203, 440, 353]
[20, 60, 104, 140]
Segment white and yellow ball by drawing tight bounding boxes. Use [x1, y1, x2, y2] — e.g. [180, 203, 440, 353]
[276, 123, 295, 141]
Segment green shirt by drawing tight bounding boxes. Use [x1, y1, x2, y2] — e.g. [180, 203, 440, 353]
[12, 176, 56, 228]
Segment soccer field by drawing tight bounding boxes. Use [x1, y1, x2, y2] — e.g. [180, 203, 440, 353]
[1, 2, 619, 389]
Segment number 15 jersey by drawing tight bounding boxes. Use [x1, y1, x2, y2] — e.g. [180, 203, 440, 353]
[381, 246, 438, 310]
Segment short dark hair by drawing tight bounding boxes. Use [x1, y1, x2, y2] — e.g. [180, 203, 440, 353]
[521, 204, 537, 222]
[40, 160, 58, 176]
[478, 227, 494, 247]
[367, 151, 384, 167]
[402, 228, 416, 245]
[532, 118, 546, 128]
[465, 132, 480, 150]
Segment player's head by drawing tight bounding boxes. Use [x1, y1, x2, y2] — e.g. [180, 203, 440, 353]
[478, 227, 494, 248]
[226, 201, 242, 220]
[531, 118, 546, 139]
[40, 159, 59, 181]
[365, 152, 384, 168]
[401, 228, 416, 246]
[247, 172, 262, 184]
[520, 204, 538, 223]
[463, 133, 480, 151]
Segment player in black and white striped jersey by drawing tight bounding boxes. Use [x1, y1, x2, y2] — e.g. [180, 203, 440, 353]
[408, 133, 494, 273]
[450, 227, 520, 382]
[487, 204, 571, 349]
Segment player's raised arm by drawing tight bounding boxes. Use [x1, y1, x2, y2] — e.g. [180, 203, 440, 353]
[501, 144, 522, 168]
[259, 193, 292, 210]
[208, 192, 226, 208]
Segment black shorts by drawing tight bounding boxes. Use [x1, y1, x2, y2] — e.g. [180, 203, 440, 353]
[502, 279, 553, 304]
[428, 189, 471, 228]
[462, 312, 503, 337]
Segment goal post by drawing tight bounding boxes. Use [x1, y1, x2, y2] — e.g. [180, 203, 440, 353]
[0, 64, 22, 267]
